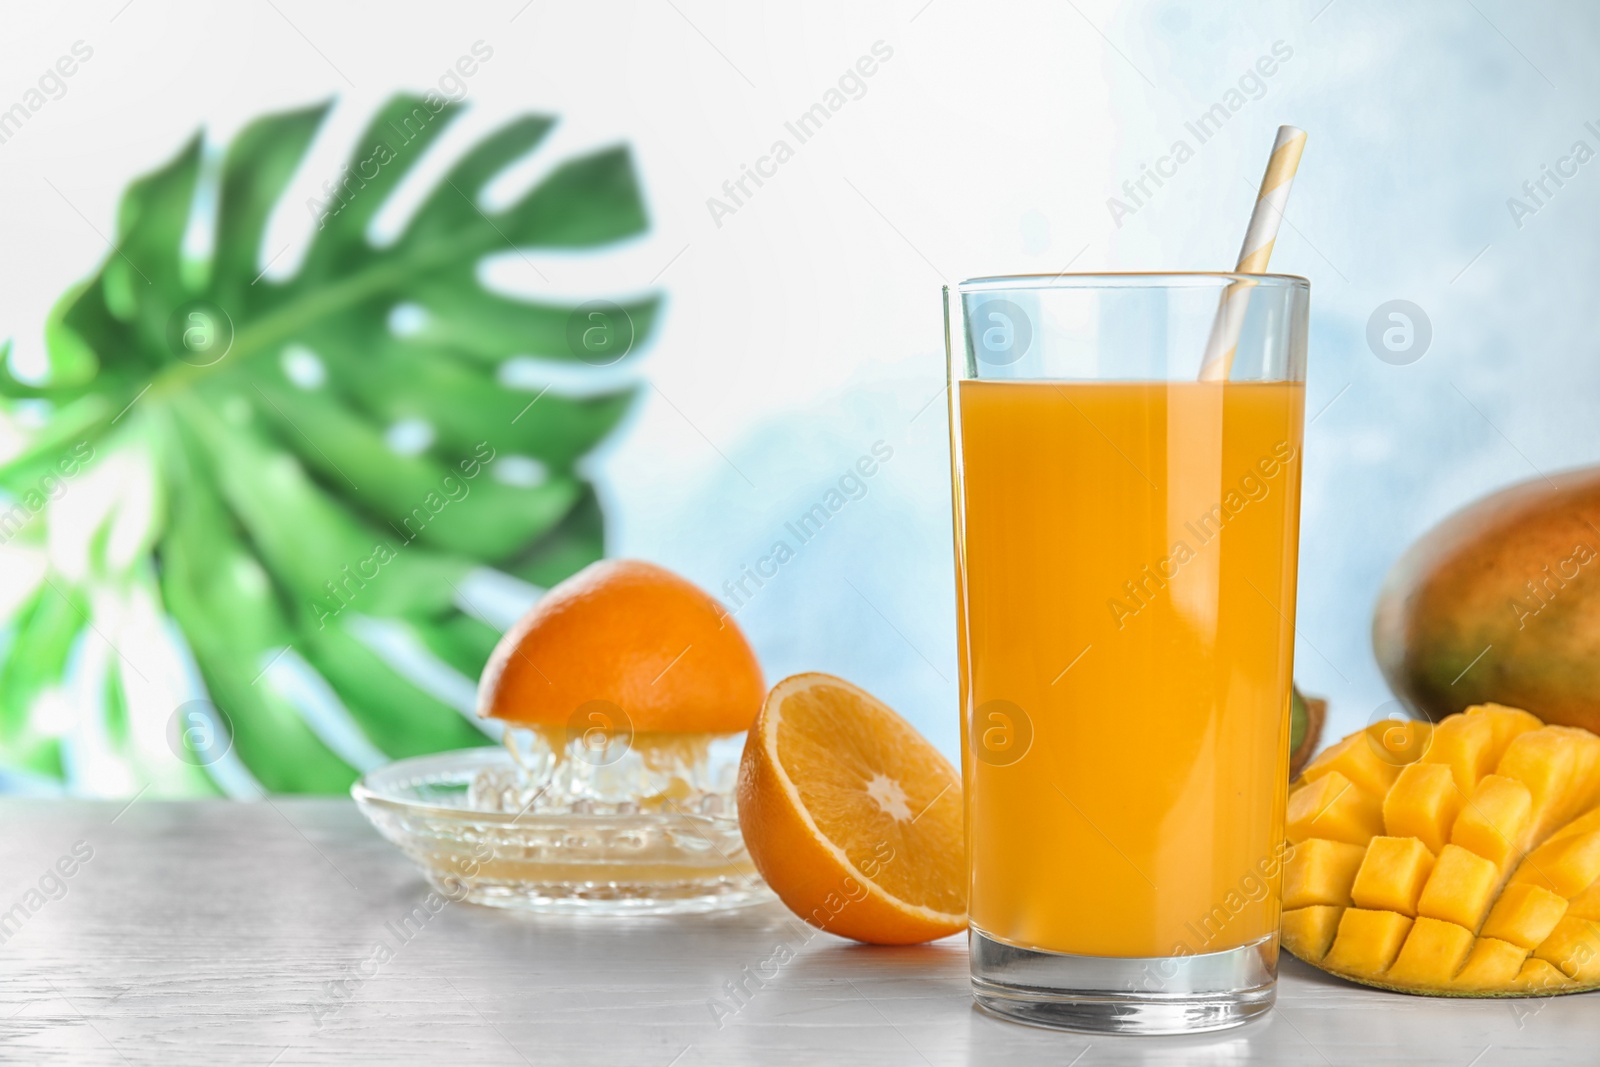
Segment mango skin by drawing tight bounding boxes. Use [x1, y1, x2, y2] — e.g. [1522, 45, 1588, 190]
[1373, 468, 1600, 734]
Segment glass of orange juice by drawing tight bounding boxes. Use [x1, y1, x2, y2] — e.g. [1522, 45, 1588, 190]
[946, 273, 1309, 1033]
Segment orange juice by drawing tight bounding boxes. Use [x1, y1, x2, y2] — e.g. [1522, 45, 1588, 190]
[953, 379, 1304, 959]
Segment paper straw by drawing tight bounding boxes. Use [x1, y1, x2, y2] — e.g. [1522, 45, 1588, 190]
[1198, 125, 1308, 381]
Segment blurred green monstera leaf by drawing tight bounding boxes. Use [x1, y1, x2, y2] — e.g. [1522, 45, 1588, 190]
[0, 96, 658, 794]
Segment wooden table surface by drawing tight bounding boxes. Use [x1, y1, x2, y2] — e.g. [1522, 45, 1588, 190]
[1, 799, 1594, 1066]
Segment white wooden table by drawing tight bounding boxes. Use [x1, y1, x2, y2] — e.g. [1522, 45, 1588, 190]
[1, 799, 1594, 1065]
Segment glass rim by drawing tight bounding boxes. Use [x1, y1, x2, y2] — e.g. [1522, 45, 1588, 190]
[953, 271, 1309, 294]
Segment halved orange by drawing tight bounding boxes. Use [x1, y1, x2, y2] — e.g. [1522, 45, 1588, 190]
[736, 673, 966, 944]
[477, 559, 764, 734]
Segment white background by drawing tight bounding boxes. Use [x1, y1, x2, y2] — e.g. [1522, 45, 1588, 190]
[2, 0, 1597, 770]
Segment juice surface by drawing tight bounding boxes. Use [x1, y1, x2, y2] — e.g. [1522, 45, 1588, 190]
[954, 379, 1304, 959]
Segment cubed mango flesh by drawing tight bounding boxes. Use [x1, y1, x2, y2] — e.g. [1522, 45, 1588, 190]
[1450, 775, 1532, 869]
[1510, 831, 1600, 898]
[1545, 804, 1600, 846]
[1322, 908, 1412, 975]
[1364, 719, 1432, 769]
[1283, 706, 1600, 998]
[1420, 712, 1499, 795]
[1452, 937, 1528, 991]
[1283, 838, 1367, 910]
[1286, 771, 1384, 847]
[1467, 703, 1543, 763]
[1480, 882, 1569, 950]
[1511, 957, 1575, 993]
[1281, 905, 1344, 962]
[1565, 879, 1600, 921]
[1496, 728, 1582, 838]
[1302, 731, 1406, 797]
[1532, 916, 1600, 982]
[1350, 836, 1435, 916]
[1383, 762, 1463, 856]
[1386, 917, 1475, 986]
[1416, 844, 1500, 931]
[1560, 729, 1600, 816]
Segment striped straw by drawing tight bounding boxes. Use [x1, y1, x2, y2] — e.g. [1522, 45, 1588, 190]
[1198, 125, 1308, 381]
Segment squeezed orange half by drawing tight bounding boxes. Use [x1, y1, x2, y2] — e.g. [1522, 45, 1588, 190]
[954, 379, 1304, 958]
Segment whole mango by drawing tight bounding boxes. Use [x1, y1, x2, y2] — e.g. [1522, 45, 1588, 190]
[1374, 468, 1600, 733]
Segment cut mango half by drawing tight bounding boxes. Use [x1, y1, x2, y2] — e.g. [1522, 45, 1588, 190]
[1282, 704, 1600, 996]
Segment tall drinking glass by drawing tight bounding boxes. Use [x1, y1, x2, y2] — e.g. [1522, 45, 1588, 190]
[946, 273, 1309, 1033]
